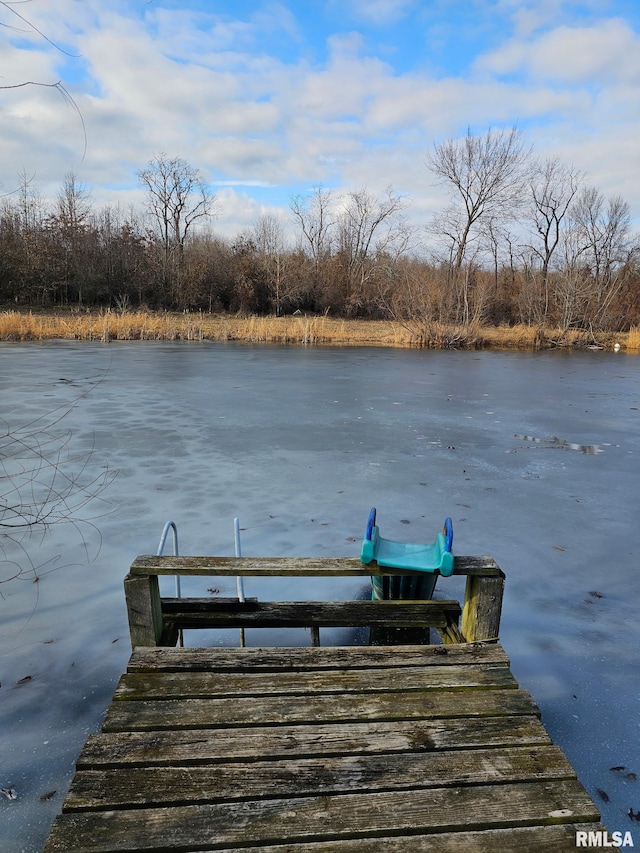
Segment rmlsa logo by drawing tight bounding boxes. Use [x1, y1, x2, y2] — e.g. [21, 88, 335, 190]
[576, 830, 634, 847]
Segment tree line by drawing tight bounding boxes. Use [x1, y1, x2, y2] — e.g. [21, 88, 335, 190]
[1, 129, 639, 331]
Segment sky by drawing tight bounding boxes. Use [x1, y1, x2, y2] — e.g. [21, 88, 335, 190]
[2, 0, 640, 240]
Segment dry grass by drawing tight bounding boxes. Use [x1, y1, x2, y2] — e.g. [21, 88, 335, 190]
[0, 311, 408, 346]
[626, 326, 640, 350]
[0, 309, 636, 351]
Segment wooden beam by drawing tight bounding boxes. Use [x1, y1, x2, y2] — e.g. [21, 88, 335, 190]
[129, 554, 504, 578]
[44, 823, 616, 853]
[123, 574, 163, 647]
[437, 622, 467, 645]
[43, 781, 599, 852]
[102, 688, 540, 732]
[77, 714, 552, 768]
[65, 744, 574, 810]
[160, 599, 462, 630]
[461, 574, 505, 642]
[126, 642, 511, 672]
[113, 663, 518, 701]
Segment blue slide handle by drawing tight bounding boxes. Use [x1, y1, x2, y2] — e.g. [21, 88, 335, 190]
[365, 507, 376, 541]
[443, 517, 453, 552]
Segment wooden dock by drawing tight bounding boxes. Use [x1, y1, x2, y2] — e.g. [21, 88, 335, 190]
[44, 555, 611, 852]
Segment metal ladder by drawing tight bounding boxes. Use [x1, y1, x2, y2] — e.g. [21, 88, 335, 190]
[156, 518, 246, 647]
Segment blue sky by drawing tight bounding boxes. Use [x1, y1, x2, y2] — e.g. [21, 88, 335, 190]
[2, 0, 640, 238]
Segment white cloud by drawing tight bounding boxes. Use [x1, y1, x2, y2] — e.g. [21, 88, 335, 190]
[478, 18, 640, 84]
[2, 1, 640, 239]
[489, 0, 613, 37]
[212, 180, 277, 187]
[211, 187, 286, 239]
[146, 3, 302, 57]
[343, 0, 420, 26]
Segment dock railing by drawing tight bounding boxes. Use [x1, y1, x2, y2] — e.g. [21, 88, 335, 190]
[124, 555, 505, 648]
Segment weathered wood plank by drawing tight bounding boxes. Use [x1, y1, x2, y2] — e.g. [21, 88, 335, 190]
[113, 663, 517, 701]
[125, 824, 615, 853]
[123, 574, 163, 647]
[462, 574, 505, 642]
[46, 636, 609, 853]
[43, 780, 600, 852]
[130, 554, 503, 578]
[437, 622, 467, 645]
[103, 687, 540, 731]
[65, 744, 574, 811]
[126, 642, 510, 672]
[160, 599, 462, 629]
[78, 714, 552, 768]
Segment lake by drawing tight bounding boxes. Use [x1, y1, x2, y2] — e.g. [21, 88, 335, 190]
[1, 340, 639, 851]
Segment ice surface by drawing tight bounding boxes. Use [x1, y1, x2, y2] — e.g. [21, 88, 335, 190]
[1, 341, 639, 850]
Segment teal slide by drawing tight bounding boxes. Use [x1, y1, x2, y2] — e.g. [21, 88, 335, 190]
[360, 508, 454, 576]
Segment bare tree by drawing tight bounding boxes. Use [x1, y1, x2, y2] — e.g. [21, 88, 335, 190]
[290, 186, 335, 272]
[426, 126, 531, 271]
[425, 206, 487, 325]
[553, 224, 593, 330]
[50, 171, 94, 305]
[523, 157, 582, 321]
[56, 171, 92, 231]
[253, 213, 299, 316]
[568, 187, 634, 330]
[8, 170, 48, 304]
[15, 169, 45, 231]
[336, 186, 411, 312]
[138, 153, 216, 305]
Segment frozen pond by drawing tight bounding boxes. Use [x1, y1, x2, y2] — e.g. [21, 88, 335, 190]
[1, 340, 639, 850]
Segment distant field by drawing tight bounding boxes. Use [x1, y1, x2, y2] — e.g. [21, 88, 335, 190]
[0, 310, 636, 351]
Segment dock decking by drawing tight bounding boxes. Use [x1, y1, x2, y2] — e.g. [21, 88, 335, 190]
[44, 556, 610, 852]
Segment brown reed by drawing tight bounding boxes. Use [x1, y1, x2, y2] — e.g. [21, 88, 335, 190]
[0, 309, 635, 351]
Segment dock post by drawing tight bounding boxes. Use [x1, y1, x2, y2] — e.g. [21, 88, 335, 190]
[124, 573, 164, 646]
[461, 573, 505, 642]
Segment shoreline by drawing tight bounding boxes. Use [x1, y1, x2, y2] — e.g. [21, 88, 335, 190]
[0, 309, 637, 351]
